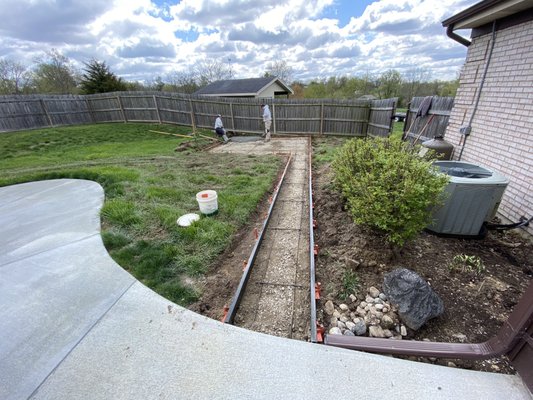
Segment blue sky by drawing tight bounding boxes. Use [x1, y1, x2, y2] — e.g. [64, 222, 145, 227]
[0, 0, 479, 84]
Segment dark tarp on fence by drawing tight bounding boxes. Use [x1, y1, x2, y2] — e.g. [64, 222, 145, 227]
[403, 96, 454, 143]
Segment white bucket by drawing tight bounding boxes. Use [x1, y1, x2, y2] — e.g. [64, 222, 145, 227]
[196, 190, 218, 214]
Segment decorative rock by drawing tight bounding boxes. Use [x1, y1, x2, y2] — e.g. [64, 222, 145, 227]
[360, 301, 368, 308]
[379, 293, 388, 301]
[329, 327, 342, 335]
[340, 316, 349, 323]
[370, 310, 383, 319]
[356, 306, 366, 317]
[365, 296, 374, 304]
[381, 315, 395, 330]
[383, 329, 393, 338]
[333, 310, 341, 319]
[400, 325, 407, 336]
[339, 304, 349, 311]
[350, 312, 356, 319]
[374, 303, 384, 311]
[349, 294, 358, 303]
[324, 300, 335, 315]
[383, 268, 444, 330]
[452, 333, 467, 343]
[364, 314, 380, 326]
[368, 286, 380, 298]
[382, 307, 389, 313]
[330, 317, 338, 326]
[343, 329, 355, 336]
[345, 321, 356, 332]
[337, 321, 346, 330]
[447, 362, 457, 368]
[353, 320, 367, 336]
[374, 298, 383, 305]
[369, 325, 386, 338]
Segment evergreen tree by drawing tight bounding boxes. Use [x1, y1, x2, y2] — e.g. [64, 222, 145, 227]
[80, 60, 127, 94]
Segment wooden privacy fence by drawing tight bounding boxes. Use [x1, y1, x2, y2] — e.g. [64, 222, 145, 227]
[0, 92, 397, 137]
[403, 96, 454, 142]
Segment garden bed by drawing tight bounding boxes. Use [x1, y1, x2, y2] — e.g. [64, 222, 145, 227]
[313, 161, 532, 373]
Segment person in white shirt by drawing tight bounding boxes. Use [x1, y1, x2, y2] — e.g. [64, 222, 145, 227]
[214, 114, 230, 144]
[261, 104, 272, 142]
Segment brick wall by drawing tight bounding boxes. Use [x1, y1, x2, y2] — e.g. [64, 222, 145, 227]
[445, 20, 533, 236]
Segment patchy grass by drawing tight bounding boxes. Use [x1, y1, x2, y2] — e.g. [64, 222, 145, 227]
[1, 123, 282, 305]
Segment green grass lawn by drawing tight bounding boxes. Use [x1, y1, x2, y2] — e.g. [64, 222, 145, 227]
[0, 123, 282, 305]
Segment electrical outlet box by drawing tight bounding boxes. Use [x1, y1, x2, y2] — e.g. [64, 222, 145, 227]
[459, 125, 472, 136]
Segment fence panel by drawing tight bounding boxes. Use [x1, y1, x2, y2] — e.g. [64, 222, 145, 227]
[0, 92, 397, 137]
[44, 96, 92, 126]
[86, 94, 124, 123]
[404, 96, 454, 142]
[0, 97, 49, 131]
[158, 95, 192, 126]
[368, 98, 397, 137]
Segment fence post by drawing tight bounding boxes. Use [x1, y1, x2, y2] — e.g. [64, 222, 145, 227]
[189, 98, 196, 134]
[85, 97, 95, 123]
[272, 102, 277, 136]
[116, 95, 126, 122]
[388, 99, 397, 136]
[364, 102, 371, 137]
[403, 100, 412, 140]
[153, 95, 162, 124]
[320, 102, 324, 136]
[40, 99, 53, 127]
[230, 102, 235, 132]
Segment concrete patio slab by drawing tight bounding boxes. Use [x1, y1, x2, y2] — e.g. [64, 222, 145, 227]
[1, 175, 531, 400]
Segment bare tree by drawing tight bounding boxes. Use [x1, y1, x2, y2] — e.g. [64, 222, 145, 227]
[264, 60, 293, 84]
[193, 59, 231, 87]
[403, 68, 431, 101]
[31, 49, 79, 94]
[166, 71, 199, 93]
[0, 58, 31, 94]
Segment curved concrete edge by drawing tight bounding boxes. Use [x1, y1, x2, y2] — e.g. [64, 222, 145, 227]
[0, 179, 531, 400]
[32, 281, 533, 400]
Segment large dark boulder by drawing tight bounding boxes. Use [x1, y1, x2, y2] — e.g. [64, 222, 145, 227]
[382, 268, 444, 330]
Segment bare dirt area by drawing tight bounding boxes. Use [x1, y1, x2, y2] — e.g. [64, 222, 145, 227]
[313, 162, 532, 373]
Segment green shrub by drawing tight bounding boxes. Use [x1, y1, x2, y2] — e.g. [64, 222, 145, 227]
[332, 137, 448, 247]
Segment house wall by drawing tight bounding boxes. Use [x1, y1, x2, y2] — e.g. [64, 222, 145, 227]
[445, 19, 533, 236]
[258, 82, 286, 98]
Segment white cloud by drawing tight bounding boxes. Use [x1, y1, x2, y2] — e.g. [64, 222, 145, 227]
[0, 0, 479, 83]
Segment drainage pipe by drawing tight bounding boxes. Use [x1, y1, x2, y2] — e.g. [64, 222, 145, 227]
[223, 154, 292, 324]
[458, 20, 497, 161]
[325, 280, 533, 361]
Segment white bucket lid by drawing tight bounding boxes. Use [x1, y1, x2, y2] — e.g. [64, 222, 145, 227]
[177, 213, 200, 227]
[196, 190, 217, 201]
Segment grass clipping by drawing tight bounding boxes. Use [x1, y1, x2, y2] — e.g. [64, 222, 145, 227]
[332, 137, 449, 247]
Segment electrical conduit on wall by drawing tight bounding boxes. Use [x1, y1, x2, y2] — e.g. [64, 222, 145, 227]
[458, 21, 497, 161]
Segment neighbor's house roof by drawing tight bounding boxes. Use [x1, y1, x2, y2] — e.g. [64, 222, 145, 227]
[442, 0, 533, 29]
[194, 77, 293, 97]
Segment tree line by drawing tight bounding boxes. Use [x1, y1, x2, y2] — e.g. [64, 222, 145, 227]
[1, 50, 458, 106]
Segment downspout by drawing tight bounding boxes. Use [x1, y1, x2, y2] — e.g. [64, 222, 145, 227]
[446, 24, 471, 47]
[458, 20, 497, 160]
